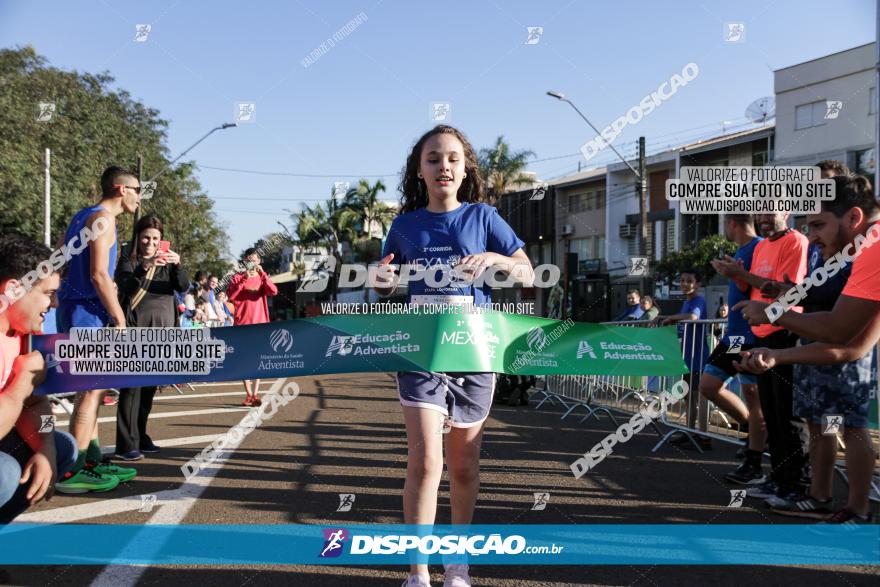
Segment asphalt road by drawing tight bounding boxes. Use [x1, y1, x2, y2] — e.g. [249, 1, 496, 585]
[5, 374, 878, 586]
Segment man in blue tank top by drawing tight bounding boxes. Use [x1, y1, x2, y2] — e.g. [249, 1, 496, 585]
[55, 167, 141, 494]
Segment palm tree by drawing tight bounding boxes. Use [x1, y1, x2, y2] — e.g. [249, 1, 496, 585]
[290, 189, 359, 301]
[478, 136, 535, 206]
[342, 179, 397, 238]
[293, 205, 325, 253]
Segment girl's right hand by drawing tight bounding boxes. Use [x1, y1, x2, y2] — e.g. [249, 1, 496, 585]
[372, 253, 398, 294]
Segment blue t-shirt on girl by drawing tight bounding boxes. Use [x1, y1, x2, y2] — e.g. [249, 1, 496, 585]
[381, 202, 525, 306]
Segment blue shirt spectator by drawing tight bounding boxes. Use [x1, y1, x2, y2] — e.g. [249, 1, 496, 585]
[614, 289, 645, 321]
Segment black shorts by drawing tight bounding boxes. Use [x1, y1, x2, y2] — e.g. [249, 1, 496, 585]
[703, 340, 757, 385]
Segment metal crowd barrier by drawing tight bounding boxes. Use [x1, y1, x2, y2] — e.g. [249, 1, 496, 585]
[530, 318, 880, 501]
[530, 318, 749, 452]
[47, 383, 192, 416]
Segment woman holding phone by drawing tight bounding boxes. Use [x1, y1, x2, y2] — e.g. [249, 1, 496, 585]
[114, 215, 189, 460]
[227, 248, 278, 406]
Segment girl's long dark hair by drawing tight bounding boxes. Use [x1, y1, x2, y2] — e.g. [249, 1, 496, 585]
[130, 214, 163, 265]
[398, 125, 485, 214]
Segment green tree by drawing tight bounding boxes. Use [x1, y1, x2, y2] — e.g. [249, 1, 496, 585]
[654, 234, 735, 283]
[0, 46, 229, 277]
[478, 136, 535, 206]
[339, 179, 396, 264]
[290, 189, 359, 300]
[342, 180, 396, 237]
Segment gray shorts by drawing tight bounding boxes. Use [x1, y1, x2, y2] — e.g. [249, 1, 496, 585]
[396, 371, 495, 428]
[793, 356, 873, 429]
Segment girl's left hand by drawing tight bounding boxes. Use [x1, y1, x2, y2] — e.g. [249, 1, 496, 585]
[457, 252, 498, 280]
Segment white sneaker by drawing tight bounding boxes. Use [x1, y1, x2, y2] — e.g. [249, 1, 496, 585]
[402, 574, 432, 587]
[443, 564, 471, 587]
[51, 398, 74, 415]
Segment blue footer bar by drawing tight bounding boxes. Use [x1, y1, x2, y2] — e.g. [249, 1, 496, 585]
[1, 524, 877, 565]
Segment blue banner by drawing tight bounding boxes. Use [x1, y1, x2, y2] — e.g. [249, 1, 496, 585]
[32, 312, 688, 395]
[0, 524, 876, 565]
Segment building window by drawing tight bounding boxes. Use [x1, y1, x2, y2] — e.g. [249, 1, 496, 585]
[568, 193, 585, 213]
[541, 242, 552, 265]
[568, 188, 605, 213]
[569, 237, 594, 261]
[752, 147, 768, 166]
[626, 236, 639, 257]
[665, 220, 675, 255]
[795, 100, 827, 130]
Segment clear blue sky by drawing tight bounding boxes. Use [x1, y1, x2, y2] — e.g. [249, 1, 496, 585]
[2, 0, 875, 258]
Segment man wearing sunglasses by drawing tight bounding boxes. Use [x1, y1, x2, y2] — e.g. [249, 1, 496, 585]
[55, 166, 141, 494]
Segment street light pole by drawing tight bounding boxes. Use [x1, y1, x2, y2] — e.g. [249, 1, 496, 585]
[43, 148, 51, 247]
[546, 91, 641, 178]
[547, 91, 649, 257]
[145, 122, 237, 184]
[638, 136, 648, 258]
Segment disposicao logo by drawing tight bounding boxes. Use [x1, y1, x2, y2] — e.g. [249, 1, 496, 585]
[319, 528, 348, 558]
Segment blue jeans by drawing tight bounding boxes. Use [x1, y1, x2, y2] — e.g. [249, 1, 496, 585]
[0, 430, 78, 524]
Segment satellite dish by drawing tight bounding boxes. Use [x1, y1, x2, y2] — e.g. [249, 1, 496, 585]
[745, 97, 776, 123]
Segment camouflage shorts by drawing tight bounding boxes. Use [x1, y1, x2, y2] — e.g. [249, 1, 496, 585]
[792, 355, 873, 429]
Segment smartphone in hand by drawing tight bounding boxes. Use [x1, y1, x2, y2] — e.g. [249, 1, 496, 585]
[158, 240, 171, 258]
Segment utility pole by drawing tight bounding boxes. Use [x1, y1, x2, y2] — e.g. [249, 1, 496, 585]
[43, 148, 51, 247]
[638, 137, 648, 258]
[126, 154, 144, 257]
[135, 154, 143, 222]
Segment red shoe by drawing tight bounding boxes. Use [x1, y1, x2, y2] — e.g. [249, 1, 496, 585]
[242, 396, 253, 407]
[103, 395, 118, 406]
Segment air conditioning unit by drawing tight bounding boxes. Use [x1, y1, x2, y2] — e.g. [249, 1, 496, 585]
[619, 223, 638, 238]
[561, 224, 574, 236]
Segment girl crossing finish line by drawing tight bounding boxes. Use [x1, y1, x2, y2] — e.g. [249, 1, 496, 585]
[372, 125, 535, 587]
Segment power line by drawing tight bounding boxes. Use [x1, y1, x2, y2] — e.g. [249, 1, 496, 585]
[200, 165, 398, 178]
[200, 118, 764, 184]
[210, 195, 399, 203]
[214, 208, 292, 216]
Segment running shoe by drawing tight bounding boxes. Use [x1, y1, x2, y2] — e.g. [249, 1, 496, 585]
[443, 564, 471, 587]
[402, 575, 432, 587]
[724, 462, 767, 485]
[768, 493, 833, 518]
[51, 398, 75, 415]
[674, 434, 712, 450]
[55, 468, 119, 494]
[668, 431, 689, 444]
[139, 440, 161, 454]
[91, 458, 138, 482]
[820, 508, 874, 525]
[114, 450, 144, 462]
[745, 479, 779, 500]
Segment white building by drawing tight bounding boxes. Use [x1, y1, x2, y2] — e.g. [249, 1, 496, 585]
[773, 42, 876, 175]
